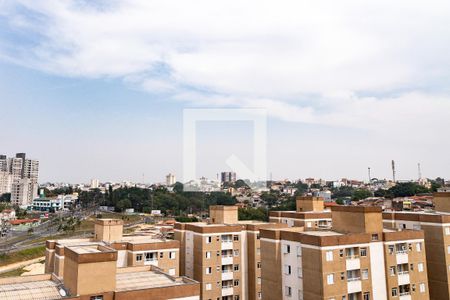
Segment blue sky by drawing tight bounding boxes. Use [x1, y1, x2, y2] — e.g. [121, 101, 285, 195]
[1, 0, 450, 183]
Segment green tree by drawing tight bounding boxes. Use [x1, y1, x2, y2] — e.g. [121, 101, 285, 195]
[352, 189, 372, 201]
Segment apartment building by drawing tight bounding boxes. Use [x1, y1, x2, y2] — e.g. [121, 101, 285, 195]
[174, 205, 287, 300]
[261, 206, 429, 300]
[0, 245, 199, 300]
[46, 219, 180, 277]
[382, 191, 450, 300]
[269, 196, 332, 229]
[0, 153, 39, 206]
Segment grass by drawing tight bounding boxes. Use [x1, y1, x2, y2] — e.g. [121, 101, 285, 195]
[0, 246, 46, 267]
[0, 267, 27, 278]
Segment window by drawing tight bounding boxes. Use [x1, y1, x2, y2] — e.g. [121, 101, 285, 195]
[206, 267, 212, 274]
[389, 266, 396, 276]
[410, 263, 414, 271]
[234, 249, 240, 256]
[169, 251, 176, 259]
[326, 251, 333, 261]
[257, 277, 261, 284]
[257, 262, 261, 269]
[340, 272, 345, 280]
[90, 297, 103, 300]
[296, 246, 302, 256]
[285, 286, 292, 297]
[339, 249, 344, 257]
[234, 296, 240, 300]
[412, 284, 416, 292]
[136, 254, 142, 261]
[388, 245, 394, 254]
[256, 248, 261, 255]
[159, 252, 164, 259]
[233, 235, 239, 241]
[206, 236, 212, 244]
[362, 269, 369, 280]
[360, 248, 367, 257]
[391, 288, 398, 297]
[297, 267, 303, 278]
[206, 251, 211, 259]
[363, 292, 370, 300]
[416, 243, 422, 252]
[445, 227, 450, 235]
[258, 292, 262, 299]
[168, 268, 175, 275]
[206, 283, 212, 290]
[418, 263, 424, 272]
[419, 283, 426, 293]
[326, 274, 334, 285]
[284, 244, 291, 254]
[234, 264, 240, 271]
[256, 233, 260, 239]
[284, 265, 292, 275]
[371, 234, 378, 241]
[234, 279, 239, 286]
[145, 252, 156, 262]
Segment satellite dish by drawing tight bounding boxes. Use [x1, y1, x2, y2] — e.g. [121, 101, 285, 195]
[59, 288, 67, 297]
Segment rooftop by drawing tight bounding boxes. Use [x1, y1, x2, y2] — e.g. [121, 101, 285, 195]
[116, 270, 183, 291]
[0, 277, 63, 300]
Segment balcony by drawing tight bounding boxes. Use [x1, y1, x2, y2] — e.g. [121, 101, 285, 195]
[398, 273, 410, 285]
[222, 256, 233, 265]
[396, 253, 408, 264]
[222, 241, 233, 250]
[399, 294, 411, 300]
[346, 257, 360, 270]
[222, 286, 234, 296]
[347, 280, 362, 293]
[222, 271, 233, 281]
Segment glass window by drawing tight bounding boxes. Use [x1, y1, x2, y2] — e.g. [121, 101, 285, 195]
[416, 243, 422, 252]
[362, 269, 369, 280]
[360, 248, 367, 257]
[206, 283, 212, 290]
[136, 254, 142, 261]
[326, 251, 333, 261]
[418, 263, 424, 272]
[327, 274, 334, 285]
[419, 283, 426, 293]
[391, 288, 398, 297]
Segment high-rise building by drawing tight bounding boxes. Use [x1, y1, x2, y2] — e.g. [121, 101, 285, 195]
[261, 206, 429, 300]
[0, 153, 39, 206]
[175, 205, 287, 300]
[382, 191, 450, 300]
[166, 173, 176, 186]
[90, 178, 100, 189]
[221, 172, 237, 183]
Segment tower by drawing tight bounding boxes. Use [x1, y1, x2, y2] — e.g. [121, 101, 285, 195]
[391, 160, 396, 182]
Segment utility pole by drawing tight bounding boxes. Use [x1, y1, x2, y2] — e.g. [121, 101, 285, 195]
[368, 167, 372, 185]
[418, 163, 422, 180]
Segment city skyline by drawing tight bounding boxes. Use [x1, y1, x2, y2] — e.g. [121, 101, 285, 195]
[1, 1, 450, 183]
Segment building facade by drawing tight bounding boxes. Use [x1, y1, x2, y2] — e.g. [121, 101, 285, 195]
[261, 206, 429, 300]
[175, 205, 287, 300]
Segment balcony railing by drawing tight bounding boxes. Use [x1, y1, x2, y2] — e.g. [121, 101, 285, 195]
[347, 277, 361, 282]
[346, 255, 359, 259]
[399, 292, 411, 296]
[398, 271, 409, 275]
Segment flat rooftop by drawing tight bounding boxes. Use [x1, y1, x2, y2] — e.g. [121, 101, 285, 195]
[301, 230, 342, 237]
[0, 279, 62, 300]
[67, 245, 102, 254]
[116, 271, 182, 291]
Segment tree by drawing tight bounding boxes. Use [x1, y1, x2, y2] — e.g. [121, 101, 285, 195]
[116, 198, 132, 212]
[0, 193, 11, 202]
[352, 189, 372, 201]
[238, 208, 268, 222]
[260, 192, 278, 208]
[388, 182, 430, 198]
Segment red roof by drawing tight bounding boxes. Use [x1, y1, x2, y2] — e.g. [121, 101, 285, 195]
[324, 202, 340, 207]
[9, 219, 39, 225]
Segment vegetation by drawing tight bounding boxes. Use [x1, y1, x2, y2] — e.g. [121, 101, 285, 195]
[238, 207, 268, 222]
[0, 267, 27, 278]
[0, 246, 46, 267]
[77, 185, 236, 216]
[0, 193, 11, 203]
[175, 216, 199, 222]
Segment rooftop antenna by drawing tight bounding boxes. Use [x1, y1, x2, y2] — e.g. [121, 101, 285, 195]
[418, 163, 422, 180]
[368, 167, 372, 184]
[392, 160, 396, 182]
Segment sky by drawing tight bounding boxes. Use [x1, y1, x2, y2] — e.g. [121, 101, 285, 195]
[0, 0, 450, 183]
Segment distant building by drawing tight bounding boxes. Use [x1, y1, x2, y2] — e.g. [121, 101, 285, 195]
[90, 178, 100, 189]
[0, 153, 39, 207]
[31, 194, 77, 212]
[166, 173, 176, 185]
[221, 171, 236, 183]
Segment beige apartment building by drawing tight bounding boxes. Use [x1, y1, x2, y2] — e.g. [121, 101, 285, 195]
[174, 205, 287, 300]
[269, 196, 332, 229]
[0, 245, 199, 300]
[46, 219, 180, 277]
[383, 191, 450, 300]
[261, 206, 429, 300]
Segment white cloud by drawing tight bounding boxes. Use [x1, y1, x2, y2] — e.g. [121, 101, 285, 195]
[1, 0, 450, 139]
